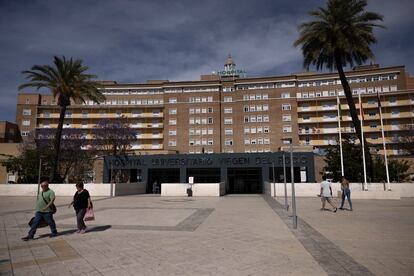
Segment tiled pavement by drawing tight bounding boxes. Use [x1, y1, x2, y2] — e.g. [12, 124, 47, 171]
[0, 194, 413, 275]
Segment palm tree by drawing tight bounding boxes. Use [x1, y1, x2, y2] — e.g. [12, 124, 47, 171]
[294, 0, 384, 180]
[19, 56, 106, 182]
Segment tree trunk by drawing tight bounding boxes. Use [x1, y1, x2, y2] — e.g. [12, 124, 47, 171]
[334, 52, 373, 181]
[50, 103, 67, 183]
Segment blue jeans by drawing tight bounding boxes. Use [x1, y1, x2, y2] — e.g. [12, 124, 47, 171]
[28, 211, 57, 238]
[340, 189, 353, 209]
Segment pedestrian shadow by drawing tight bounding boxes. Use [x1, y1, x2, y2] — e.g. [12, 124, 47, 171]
[37, 225, 112, 239]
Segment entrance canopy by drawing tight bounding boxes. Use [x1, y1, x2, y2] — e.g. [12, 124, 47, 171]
[103, 152, 315, 192]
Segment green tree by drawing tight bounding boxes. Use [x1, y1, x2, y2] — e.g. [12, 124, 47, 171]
[373, 156, 410, 183]
[323, 135, 364, 182]
[294, 0, 384, 179]
[19, 56, 105, 182]
[1, 148, 53, 183]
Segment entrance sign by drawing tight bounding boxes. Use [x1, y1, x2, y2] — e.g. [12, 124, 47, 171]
[103, 152, 315, 188]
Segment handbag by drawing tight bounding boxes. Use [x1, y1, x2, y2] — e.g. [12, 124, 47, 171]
[28, 216, 48, 228]
[41, 192, 57, 214]
[84, 207, 95, 221]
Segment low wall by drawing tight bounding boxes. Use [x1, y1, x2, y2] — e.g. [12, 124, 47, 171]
[161, 183, 224, 197]
[0, 183, 145, 197]
[265, 182, 414, 199]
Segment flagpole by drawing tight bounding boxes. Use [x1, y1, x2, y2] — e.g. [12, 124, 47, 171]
[377, 91, 391, 190]
[337, 94, 344, 177]
[358, 92, 368, 190]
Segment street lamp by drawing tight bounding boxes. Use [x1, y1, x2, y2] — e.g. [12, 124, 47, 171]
[290, 140, 297, 229]
[37, 157, 42, 196]
[282, 151, 288, 211]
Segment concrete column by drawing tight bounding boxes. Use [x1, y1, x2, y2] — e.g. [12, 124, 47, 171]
[180, 167, 187, 183]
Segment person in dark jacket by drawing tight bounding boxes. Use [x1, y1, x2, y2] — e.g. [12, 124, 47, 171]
[68, 182, 92, 233]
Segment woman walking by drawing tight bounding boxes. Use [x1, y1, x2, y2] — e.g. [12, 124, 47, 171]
[69, 182, 92, 233]
[339, 176, 353, 211]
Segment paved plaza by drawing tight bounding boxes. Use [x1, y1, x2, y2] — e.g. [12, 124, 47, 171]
[0, 195, 413, 276]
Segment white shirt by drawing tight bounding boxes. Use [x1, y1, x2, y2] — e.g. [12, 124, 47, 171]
[320, 181, 331, 197]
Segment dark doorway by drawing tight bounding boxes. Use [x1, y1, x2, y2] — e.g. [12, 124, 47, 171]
[186, 168, 221, 183]
[227, 168, 262, 194]
[147, 168, 180, 193]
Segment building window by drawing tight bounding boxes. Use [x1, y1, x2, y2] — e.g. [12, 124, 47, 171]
[263, 94, 269, 99]
[169, 98, 177, 103]
[169, 108, 177, 115]
[282, 139, 291, 145]
[168, 140, 177, 147]
[224, 117, 233, 124]
[263, 104, 269, 111]
[282, 104, 291, 110]
[169, 129, 177, 136]
[208, 139, 214, 145]
[281, 92, 290, 99]
[283, 125, 292, 133]
[244, 105, 249, 112]
[244, 116, 249, 123]
[22, 109, 31, 116]
[244, 139, 250, 145]
[264, 126, 270, 133]
[282, 114, 291, 122]
[225, 139, 233, 146]
[224, 107, 232, 114]
[21, 131, 30, 136]
[208, 117, 213, 124]
[224, 97, 232, 102]
[208, 107, 213, 113]
[263, 115, 269, 122]
[225, 128, 233, 135]
[169, 119, 177, 125]
[22, 120, 30, 126]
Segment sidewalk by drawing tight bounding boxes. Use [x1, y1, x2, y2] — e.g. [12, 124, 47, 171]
[1, 195, 324, 276]
[0, 195, 413, 275]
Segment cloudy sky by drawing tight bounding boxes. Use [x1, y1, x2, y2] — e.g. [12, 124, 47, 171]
[0, 0, 413, 122]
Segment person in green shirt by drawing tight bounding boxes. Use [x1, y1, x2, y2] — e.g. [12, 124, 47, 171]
[22, 180, 58, 241]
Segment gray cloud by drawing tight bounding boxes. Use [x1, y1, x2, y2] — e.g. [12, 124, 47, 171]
[0, 0, 413, 122]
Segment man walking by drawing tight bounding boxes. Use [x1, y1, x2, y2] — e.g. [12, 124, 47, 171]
[320, 175, 337, 212]
[22, 179, 58, 241]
